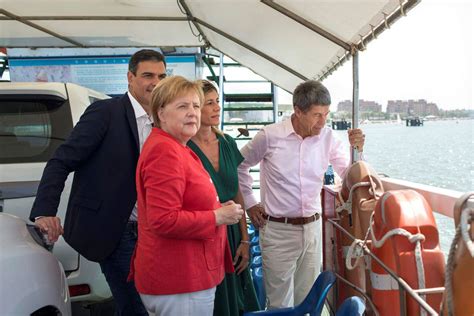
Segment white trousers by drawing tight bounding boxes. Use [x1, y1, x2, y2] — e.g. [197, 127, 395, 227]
[139, 287, 216, 316]
[260, 219, 322, 309]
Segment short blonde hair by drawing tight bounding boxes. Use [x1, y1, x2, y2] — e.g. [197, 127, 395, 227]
[151, 76, 204, 127]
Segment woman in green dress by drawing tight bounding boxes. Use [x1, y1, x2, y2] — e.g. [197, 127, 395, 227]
[188, 80, 260, 316]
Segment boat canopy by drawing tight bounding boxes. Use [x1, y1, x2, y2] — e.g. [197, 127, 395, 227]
[0, 0, 419, 92]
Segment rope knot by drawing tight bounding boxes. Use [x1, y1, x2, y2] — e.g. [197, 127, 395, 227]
[408, 233, 425, 244]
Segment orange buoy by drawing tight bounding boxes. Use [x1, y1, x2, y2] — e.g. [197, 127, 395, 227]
[443, 192, 474, 316]
[336, 161, 383, 300]
[370, 189, 445, 316]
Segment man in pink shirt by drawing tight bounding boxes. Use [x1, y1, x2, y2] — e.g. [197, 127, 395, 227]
[238, 80, 365, 309]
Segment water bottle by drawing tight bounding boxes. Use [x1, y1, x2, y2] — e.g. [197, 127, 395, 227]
[324, 165, 335, 185]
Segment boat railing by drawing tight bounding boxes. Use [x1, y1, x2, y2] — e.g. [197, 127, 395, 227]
[327, 217, 442, 316]
[321, 179, 465, 316]
[380, 177, 463, 218]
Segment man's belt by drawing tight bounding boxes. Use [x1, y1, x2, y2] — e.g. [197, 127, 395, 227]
[266, 214, 320, 225]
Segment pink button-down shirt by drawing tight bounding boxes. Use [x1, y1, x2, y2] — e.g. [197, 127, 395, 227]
[238, 117, 350, 218]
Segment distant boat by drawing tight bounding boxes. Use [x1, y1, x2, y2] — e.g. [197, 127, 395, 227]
[332, 119, 351, 130]
[424, 115, 437, 121]
[406, 116, 424, 126]
[396, 113, 402, 124]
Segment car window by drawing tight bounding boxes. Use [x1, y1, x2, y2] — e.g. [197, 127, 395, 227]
[0, 95, 73, 164]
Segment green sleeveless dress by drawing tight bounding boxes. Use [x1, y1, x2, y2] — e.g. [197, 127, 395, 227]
[188, 133, 260, 316]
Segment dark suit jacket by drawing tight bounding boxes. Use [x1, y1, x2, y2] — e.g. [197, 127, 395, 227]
[30, 94, 140, 262]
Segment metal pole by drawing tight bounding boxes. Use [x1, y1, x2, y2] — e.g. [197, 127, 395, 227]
[0, 9, 84, 47]
[218, 53, 225, 130]
[178, 0, 211, 47]
[272, 83, 278, 123]
[399, 288, 408, 316]
[334, 273, 380, 315]
[328, 219, 439, 315]
[351, 49, 360, 162]
[195, 18, 308, 81]
[261, 0, 351, 51]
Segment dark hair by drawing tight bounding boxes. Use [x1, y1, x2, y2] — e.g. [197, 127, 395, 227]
[293, 80, 331, 112]
[128, 49, 166, 75]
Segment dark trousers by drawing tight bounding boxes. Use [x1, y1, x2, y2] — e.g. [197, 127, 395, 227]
[99, 222, 148, 316]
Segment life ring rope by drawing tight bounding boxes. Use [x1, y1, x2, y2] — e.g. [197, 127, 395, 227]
[345, 226, 371, 271]
[369, 211, 428, 316]
[336, 172, 384, 215]
[336, 181, 371, 214]
[341, 174, 384, 270]
[445, 194, 474, 316]
[460, 207, 474, 257]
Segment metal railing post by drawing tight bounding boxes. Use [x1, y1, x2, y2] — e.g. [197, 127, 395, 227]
[351, 48, 360, 162]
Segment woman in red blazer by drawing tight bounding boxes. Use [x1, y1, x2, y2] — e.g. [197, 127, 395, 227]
[129, 76, 244, 316]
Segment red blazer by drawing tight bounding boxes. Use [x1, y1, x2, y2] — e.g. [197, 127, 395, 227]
[129, 128, 233, 295]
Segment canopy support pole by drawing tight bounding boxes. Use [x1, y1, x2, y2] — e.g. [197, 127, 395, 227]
[351, 48, 360, 163]
[195, 18, 308, 81]
[272, 83, 278, 123]
[178, 0, 211, 47]
[261, 0, 351, 51]
[0, 9, 84, 47]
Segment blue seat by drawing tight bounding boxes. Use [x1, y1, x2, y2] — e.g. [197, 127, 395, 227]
[251, 245, 261, 257]
[252, 266, 266, 309]
[335, 296, 365, 316]
[244, 270, 336, 316]
[251, 235, 260, 247]
[249, 223, 260, 236]
[251, 255, 262, 269]
[248, 224, 256, 240]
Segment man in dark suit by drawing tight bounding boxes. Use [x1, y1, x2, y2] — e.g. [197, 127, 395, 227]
[30, 49, 167, 315]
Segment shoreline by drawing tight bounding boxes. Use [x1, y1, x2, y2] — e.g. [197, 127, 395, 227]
[354, 117, 473, 125]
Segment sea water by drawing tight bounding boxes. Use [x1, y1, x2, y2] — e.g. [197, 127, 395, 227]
[237, 119, 472, 256]
[334, 119, 473, 255]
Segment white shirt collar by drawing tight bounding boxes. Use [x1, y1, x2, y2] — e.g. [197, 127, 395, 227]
[283, 116, 296, 137]
[128, 91, 148, 120]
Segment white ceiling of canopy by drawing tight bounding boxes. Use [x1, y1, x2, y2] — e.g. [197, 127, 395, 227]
[0, 0, 420, 92]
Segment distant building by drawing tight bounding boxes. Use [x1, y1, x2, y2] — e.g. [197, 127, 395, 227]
[337, 99, 382, 113]
[386, 100, 408, 114]
[425, 102, 440, 116]
[386, 99, 439, 116]
[337, 100, 352, 112]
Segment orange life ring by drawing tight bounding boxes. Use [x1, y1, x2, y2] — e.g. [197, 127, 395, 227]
[370, 190, 445, 315]
[336, 161, 384, 300]
[442, 192, 474, 316]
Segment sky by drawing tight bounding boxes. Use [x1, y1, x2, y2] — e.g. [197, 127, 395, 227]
[278, 0, 473, 111]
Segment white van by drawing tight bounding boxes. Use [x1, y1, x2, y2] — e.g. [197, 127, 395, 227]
[0, 82, 112, 305]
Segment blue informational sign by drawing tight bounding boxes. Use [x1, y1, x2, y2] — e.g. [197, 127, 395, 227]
[9, 55, 197, 95]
